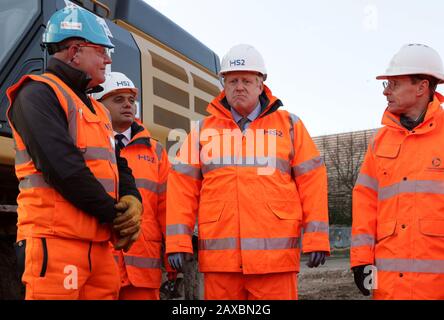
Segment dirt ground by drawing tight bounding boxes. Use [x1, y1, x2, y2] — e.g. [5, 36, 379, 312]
[161, 254, 372, 300]
[298, 255, 370, 300]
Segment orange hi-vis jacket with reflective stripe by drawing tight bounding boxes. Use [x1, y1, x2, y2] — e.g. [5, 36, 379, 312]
[166, 85, 330, 274]
[351, 93, 444, 299]
[6, 73, 118, 242]
[113, 121, 170, 288]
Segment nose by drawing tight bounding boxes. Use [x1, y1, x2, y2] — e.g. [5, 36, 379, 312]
[234, 81, 245, 91]
[104, 54, 112, 65]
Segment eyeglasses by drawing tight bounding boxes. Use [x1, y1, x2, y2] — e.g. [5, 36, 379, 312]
[382, 80, 398, 91]
[76, 43, 112, 59]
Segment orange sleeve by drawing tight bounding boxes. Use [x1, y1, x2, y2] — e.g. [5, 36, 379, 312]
[351, 142, 378, 268]
[165, 127, 202, 255]
[290, 115, 330, 254]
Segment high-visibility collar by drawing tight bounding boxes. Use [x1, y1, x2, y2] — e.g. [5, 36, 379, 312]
[381, 92, 444, 132]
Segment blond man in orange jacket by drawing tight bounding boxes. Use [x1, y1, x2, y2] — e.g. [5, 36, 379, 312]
[351, 44, 444, 299]
[166, 44, 330, 300]
[94, 72, 172, 300]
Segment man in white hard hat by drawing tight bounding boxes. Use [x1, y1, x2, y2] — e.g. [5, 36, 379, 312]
[351, 43, 444, 299]
[166, 44, 330, 300]
[93, 72, 171, 300]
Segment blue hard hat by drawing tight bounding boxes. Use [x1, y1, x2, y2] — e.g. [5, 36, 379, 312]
[42, 5, 114, 48]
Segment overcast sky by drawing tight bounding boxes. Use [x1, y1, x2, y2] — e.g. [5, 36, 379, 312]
[143, 0, 444, 137]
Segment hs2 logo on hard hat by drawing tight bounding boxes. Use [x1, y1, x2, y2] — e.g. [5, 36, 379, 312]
[116, 81, 131, 87]
[230, 59, 246, 67]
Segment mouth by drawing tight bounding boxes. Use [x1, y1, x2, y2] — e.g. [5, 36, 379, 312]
[121, 112, 134, 117]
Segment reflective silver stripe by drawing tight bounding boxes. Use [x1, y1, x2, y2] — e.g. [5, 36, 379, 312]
[155, 142, 163, 162]
[167, 224, 193, 236]
[83, 147, 116, 164]
[136, 178, 165, 194]
[304, 221, 329, 233]
[172, 163, 202, 180]
[241, 237, 300, 250]
[158, 182, 167, 194]
[15, 149, 31, 165]
[199, 238, 237, 250]
[124, 256, 162, 269]
[19, 174, 49, 189]
[292, 156, 324, 178]
[356, 173, 379, 192]
[376, 258, 444, 274]
[201, 157, 291, 175]
[40, 75, 78, 144]
[98, 178, 115, 193]
[113, 255, 119, 264]
[351, 234, 375, 247]
[379, 180, 444, 201]
[289, 113, 299, 161]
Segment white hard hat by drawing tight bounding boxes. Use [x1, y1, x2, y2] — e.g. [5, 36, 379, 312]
[93, 72, 138, 101]
[219, 44, 267, 80]
[377, 43, 444, 83]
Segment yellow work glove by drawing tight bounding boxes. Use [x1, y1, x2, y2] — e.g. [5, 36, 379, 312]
[113, 195, 143, 237]
[113, 229, 141, 252]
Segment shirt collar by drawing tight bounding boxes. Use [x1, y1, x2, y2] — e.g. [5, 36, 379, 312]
[114, 127, 132, 146]
[231, 101, 262, 123]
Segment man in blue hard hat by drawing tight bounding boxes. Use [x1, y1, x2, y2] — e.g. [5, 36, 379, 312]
[6, 5, 143, 299]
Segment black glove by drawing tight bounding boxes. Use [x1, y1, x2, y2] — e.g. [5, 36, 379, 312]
[352, 264, 372, 296]
[168, 253, 185, 272]
[306, 251, 327, 268]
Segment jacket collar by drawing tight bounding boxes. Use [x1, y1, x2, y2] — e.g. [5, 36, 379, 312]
[127, 120, 151, 148]
[381, 92, 444, 133]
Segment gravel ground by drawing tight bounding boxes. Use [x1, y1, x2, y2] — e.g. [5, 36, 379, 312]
[298, 256, 371, 300]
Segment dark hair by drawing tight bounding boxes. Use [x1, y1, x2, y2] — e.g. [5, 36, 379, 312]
[410, 74, 439, 101]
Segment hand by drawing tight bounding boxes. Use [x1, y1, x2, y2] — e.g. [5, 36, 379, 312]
[352, 264, 372, 296]
[306, 251, 326, 268]
[168, 253, 192, 272]
[113, 195, 143, 237]
[113, 228, 141, 253]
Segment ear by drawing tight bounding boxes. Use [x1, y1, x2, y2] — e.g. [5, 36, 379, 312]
[67, 44, 80, 65]
[417, 79, 429, 97]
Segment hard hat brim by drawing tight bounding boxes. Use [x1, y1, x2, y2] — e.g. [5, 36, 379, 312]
[376, 72, 444, 84]
[100, 88, 138, 101]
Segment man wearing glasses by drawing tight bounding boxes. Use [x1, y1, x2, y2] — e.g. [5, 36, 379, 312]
[351, 44, 444, 299]
[6, 6, 143, 299]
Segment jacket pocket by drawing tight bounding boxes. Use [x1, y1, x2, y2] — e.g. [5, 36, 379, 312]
[419, 219, 444, 237]
[375, 144, 401, 159]
[267, 201, 302, 221]
[376, 220, 397, 242]
[198, 201, 225, 224]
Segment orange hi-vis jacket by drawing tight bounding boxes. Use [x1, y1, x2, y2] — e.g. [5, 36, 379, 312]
[166, 85, 330, 274]
[113, 121, 170, 288]
[351, 93, 444, 299]
[7, 73, 118, 242]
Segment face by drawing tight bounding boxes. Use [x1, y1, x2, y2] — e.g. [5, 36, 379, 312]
[224, 71, 263, 116]
[382, 76, 423, 116]
[71, 42, 112, 88]
[101, 91, 136, 132]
